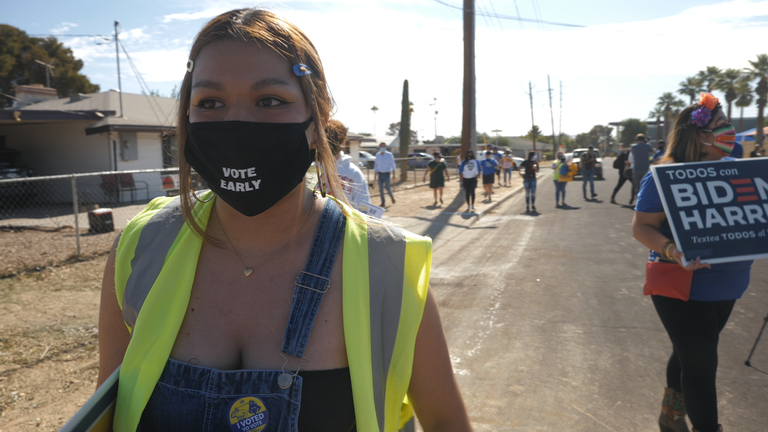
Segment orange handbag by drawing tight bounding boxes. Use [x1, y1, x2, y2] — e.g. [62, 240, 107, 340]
[644, 260, 694, 301]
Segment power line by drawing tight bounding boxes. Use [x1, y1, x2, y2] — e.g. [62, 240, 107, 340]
[117, 39, 170, 125]
[487, 0, 504, 30]
[512, 0, 523, 30]
[431, 0, 585, 27]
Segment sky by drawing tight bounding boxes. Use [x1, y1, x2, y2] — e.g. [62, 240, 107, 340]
[4, 0, 768, 142]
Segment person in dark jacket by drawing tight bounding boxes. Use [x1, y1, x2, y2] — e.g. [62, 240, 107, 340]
[610, 150, 631, 204]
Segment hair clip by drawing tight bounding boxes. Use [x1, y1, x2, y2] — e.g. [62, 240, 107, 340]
[186, 59, 194, 73]
[293, 64, 312, 77]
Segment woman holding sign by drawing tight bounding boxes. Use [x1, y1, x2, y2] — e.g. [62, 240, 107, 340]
[96, 8, 470, 432]
[632, 93, 750, 432]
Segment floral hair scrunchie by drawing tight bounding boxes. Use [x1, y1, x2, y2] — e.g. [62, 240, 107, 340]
[690, 93, 719, 127]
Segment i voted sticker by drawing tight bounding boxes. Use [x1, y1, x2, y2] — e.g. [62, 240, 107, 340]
[228, 396, 269, 432]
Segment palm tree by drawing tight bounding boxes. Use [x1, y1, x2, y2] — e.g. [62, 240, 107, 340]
[714, 68, 744, 123]
[677, 76, 705, 104]
[734, 80, 753, 132]
[697, 66, 722, 92]
[657, 93, 686, 139]
[371, 105, 379, 135]
[744, 54, 768, 146]
[648, 106, 666, 143]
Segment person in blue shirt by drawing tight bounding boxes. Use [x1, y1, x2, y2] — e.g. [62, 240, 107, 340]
[632, 94, 751, 432]
[479, 151, 499, 202]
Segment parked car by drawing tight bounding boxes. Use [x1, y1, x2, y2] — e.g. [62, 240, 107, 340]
[408, 152, 435, 169]
[0, 148, 37, 206]
[571, 148, 604, 179]
[357, 150, 375, 169]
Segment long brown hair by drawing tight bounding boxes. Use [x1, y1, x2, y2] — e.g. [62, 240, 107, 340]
[663, 103, 721, 164]
[176, 8, 349, 238]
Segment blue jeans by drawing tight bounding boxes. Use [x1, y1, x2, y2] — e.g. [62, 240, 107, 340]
[524, 178, 537, 206]
[555, 181, 566, 204]
[139, 200, 346, 432]
[582, 169, 595, 196]
[377, 172, 395, 205]
[503, 168, 513, 183]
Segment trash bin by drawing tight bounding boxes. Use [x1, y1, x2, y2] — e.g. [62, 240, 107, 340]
[88, 208, 114, 233]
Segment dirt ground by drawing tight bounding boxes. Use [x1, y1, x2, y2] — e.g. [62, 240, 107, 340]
[0, 171, 523, 430]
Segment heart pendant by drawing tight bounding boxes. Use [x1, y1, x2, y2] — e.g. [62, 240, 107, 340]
[244, 268, 254, 277]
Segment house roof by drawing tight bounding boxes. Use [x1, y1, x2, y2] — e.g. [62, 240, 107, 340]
[8, 90, 178, 135]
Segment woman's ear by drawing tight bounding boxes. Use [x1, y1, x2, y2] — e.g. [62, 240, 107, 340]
[306, 122, 317, 150]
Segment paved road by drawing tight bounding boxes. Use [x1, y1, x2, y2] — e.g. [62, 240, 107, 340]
[403, 163, 768, 431]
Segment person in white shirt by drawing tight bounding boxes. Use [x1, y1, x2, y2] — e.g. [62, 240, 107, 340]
[374, 142, 396, 207]
[458, 150, 481, 212]
[325, 120, 371, 207]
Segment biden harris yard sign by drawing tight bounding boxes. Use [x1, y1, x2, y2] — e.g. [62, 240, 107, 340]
[652, 158, 768, 265]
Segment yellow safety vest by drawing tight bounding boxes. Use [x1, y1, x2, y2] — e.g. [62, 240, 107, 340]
[113, 191, 431, 432]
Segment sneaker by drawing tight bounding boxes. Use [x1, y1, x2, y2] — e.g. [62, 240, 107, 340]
[610, 198, 617, 204]
[592, 193, 598, 198]
[392, 198, 396, 204]
[526, 206, 530, 212]
[433, 201, 437, 206]
[471, 205, 475, 210]
[440, 198, 443, 204]
[556, 203, 561, 208]
[562, 202, 567, 207]
[466, 206, 470, 212]
[532, 205, 537, 212]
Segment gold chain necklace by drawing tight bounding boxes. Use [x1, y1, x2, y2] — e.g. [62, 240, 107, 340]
[215, 200, 315, 277]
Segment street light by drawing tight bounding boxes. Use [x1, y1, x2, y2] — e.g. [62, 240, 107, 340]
[492, 129, 502, 146]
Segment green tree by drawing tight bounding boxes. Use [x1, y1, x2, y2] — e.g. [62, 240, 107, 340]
[399, 79, 411, 181]
[620, 119, 648, 144]
[677, 76, 705, 104]
[0, 24, 99, 107]
[734, 80, 753, 132]
[715, 68, 744, 123]
[656, 92, 685, 139]
[697, 66, 722, 92]
[745, 54, 768, 146]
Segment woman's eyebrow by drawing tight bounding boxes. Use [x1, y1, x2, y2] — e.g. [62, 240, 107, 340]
[191, 79, 225, 91]
[250, 78, 291, 91]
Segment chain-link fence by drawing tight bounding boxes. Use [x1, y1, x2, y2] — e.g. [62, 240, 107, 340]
[0, 157, 458, 269]
[0, 168, 207, 259]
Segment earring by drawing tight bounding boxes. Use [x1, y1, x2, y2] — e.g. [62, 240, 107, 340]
[314, 150, 327, 198]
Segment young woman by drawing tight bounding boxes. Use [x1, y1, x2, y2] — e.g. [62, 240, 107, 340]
[97, 9, 471, 432]
[519, 151, 539, 212]
[459, 150, 481, 212]
[423, 152, 450, 206]
[632, 93, 750, 432]
[551, 152, 565, 207]
[501, 150, 515, 186]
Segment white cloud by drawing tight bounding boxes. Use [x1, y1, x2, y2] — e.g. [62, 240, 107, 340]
[50, 22, 78, 35]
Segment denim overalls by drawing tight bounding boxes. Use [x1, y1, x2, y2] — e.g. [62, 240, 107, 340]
[138, 199, 347, 432]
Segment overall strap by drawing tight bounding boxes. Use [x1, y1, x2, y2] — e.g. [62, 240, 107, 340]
[281, 198, 346, 358]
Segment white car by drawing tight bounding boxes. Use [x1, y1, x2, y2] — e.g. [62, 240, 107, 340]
[571, 148, 604, 179]
[357, 150, 375, 169]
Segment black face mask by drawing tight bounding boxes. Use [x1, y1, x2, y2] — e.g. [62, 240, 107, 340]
[185, 119, 314, 217]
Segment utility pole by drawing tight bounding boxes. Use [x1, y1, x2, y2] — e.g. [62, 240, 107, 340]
[527, 81, 536, 151]
[461, 0, 476, 159]
[548, 75, 556, 160]
[114, 21, 124, 118]
[430, 97, 438, 138]
[559, 81, 563, 151]
[33, 59, 55, 88]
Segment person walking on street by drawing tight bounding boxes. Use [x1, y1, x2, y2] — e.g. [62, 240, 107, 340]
[480, 151, 499, 202]
[519, 151, 539, 212]
[633, 93, 749, 432]
[628, 133, 654, 205]
[750, 143, 766, 157]
[459, 150, 480, 212]
[552, 152, 565, 206]
[581, 145, 598, 199]
[502, 150, 515, 186]
[653, 141, 666, 163]
[326, 120, 371, 208]
[557, 155, 578, 207]
[610, 149, 631, 204]
[374, 142, 396, 207]
[423, 151, 450, 206]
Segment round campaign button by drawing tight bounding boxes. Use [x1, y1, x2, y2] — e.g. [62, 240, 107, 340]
[228, 396, 269, 432]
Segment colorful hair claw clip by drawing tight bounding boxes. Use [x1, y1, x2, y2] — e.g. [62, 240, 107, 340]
[186, 59, 194, 73]
[293, 64, 312, 77]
